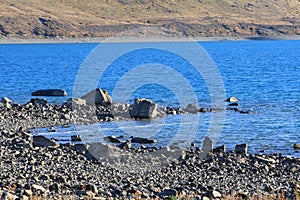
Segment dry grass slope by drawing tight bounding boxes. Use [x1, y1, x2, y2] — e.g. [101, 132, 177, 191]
[0, 0, 300, 38]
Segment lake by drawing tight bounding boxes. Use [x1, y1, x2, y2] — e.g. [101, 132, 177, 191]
[0, 40, 299, 156]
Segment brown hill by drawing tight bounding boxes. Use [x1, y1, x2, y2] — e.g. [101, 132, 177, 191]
[0, 0, 299, 39]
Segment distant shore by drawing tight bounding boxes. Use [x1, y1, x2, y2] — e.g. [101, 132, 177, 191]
[0, 35, 300, 44]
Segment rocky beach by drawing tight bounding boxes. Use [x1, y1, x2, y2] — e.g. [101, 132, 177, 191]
[0, 92, 299, 200]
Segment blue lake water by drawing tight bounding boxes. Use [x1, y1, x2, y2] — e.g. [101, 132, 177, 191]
[0, 40, 299, 156]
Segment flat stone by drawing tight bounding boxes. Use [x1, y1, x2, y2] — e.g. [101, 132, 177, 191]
[32, 89, 67, 96]
[32, 135, 59, 147]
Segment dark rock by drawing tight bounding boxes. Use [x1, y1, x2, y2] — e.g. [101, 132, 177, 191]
[225, 96, 239, 102]
[104, 136, 121, 143]
[30, 98, 48, 106]
[294, 144, 300, 149]
[117, 141, 131, 149]
[228, 102, 240, 106]
[157, 188, 177, 197]
[129, 98, 157, 119]
[86, 184, 98, 194]
[235, 143, 248, 154]
[32, 135, 59, 147]
[131, 137, 157, 144]
[32, 89, 67, 96]
[49, 183, 60, 193]
[199, 107, 208, 113]
[71, 135, 81, 142]
[213, 145, 226, 154]
[81, 88, 112, 106]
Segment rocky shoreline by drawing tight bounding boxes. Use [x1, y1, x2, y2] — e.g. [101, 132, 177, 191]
[1, 95, 300, 199]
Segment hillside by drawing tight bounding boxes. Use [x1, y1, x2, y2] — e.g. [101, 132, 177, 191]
[0, 0, 300, 39]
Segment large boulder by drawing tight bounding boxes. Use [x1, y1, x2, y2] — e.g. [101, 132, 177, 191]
[81, 88, 112, 106]
[32, 89, 67, 96]
[129, 98, 157, 119]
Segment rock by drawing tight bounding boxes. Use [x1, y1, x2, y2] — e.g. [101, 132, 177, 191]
[1, 97, 12, 104]
[71, 135, 82, 142]
[32, 135, 59, 147]
[294, 144, 300, 149]
[104, 136, 121, 143]
[212, 190, 222, 198]
[0, 97, 12, 109]
[66, 98, 86, 106]
[32, 89, 67, 96]
[86, 142, 120, 160]
[32, 184, 46, 193]
[81, 88, 112, 106]
[86, 184, 98, 194]
[201, 136, 213, 153]
[49, 183, 60, 193]
[184, 104, 199, 114]
[129, 98, 157, 119]
[199, 107, 208, 113]
[157, 188, 177, 197]
[235, 143, 248, 154]
[30, 98, 48, 106]
[228, 102, 240, 106]
[117, 141, 131, 149]
[213, 145, 226, 154]
[1, 190, 18, 200]
[225, 96, 239, 102]
[131, 137, 157, 144]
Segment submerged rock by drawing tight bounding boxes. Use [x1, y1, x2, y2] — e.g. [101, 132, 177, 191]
[131, 137, 157, 144]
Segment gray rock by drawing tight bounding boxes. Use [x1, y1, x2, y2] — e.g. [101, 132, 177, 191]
[32, 135, 59, 147]
[81, 88, 112, 106]
[129, 98, 157, 119]
[86, 142, 120, 159]
[131, 137, 157, 144]
[201, 136, 213, 153]
[32, 89, 67, 96]
[235, 143, 248, 154]
[66, 98, 86, 106]
[225, 96, 239, 102]
[184, 104, 198, 113]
